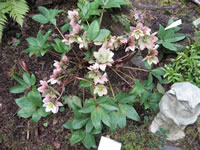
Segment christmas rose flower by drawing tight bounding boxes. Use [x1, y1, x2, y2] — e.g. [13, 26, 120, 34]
[43, 101, 63, 114]
[94, 84, 108, 96]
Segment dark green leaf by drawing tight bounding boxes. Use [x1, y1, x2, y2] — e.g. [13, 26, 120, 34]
[28, 89, 42, 107]
[118, 111, 126, 128]
[119, 104, 140, 121]
[63, 120, 74, 130]
[82, 133, 97, 149]
[63, 95, 82, 108]
[79, 104, 95, 113]
[70, 130, 85, 145]
[91, 108, 102, 129]
[94, 29, 110, 42]
[10, 85, 29, 93]
[15, 96, 34, 108]
[86, 119, 93, 133]
[32, 14, 49, 24]
[17, 107, 36, 118]
[87, 20, 99, 40]
[32, 112, 41, 122]
[101, 110, 111, 127]
[23, 72, 31, 85]
[72, 118, 89, 130]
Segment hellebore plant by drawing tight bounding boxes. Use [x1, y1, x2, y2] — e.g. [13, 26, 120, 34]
[10, 0, 185, 149]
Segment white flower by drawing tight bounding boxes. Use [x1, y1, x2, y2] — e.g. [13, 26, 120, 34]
[94, 84, 108, 96]
[94, 47, 114, 64]
[43, 101, 63, 114]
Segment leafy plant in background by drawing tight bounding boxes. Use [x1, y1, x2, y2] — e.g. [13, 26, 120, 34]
[131, 68, 165, 113]
[0, 0, 29, 42]
[157, 18, 185, 52]
[164, 36, 200, 87]
[10, 0, 186, 149]
[10, 72, 49, 122]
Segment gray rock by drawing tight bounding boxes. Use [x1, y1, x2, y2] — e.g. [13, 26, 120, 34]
[130, 56, 146, 69]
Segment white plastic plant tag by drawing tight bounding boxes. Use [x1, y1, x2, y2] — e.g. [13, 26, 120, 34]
[98, 136, 122, 150]
[165, 19, 182, 30]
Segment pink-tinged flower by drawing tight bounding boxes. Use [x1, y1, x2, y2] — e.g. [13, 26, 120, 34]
[38, 80, 48, 93]
[88, 63, 100, 71]
[130, 23, 145, 39]
[70, 23, 81, 35]
[125, 37, 136, 52]
[144, 45, 159, 65]
[43, 101, 63, 114]
[68, 10, 80, 23]
[96, 73, 108, 84]
[120, 38, 128, 44]
[94, 84, 108, 96]
[138, 35, 155, 50]
[53, 60, 61, 69]
[88, 70, 101, 82]
[61, 56, 68, 64]
[42, 94, 57, 103]
[145, 55, 159, 65]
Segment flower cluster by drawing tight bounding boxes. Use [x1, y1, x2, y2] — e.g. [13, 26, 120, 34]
[62, 10, 89, 49]
[126, 23, 159, 64]
[62, 10, 159, 97]
[38, 56, 68, 113]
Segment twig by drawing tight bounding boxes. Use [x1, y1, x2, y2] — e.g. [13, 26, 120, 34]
[121, 66, 150, 72]
[111, 68, 132, 85]
[108, 80, 115, 99]
[115, 69, 136, 82]
[55, 26, 65, 39]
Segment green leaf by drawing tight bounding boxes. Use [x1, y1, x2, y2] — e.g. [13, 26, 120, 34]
[28, 89, 42, 107]
[63, 95, 82, 109]
[131, 80, 145, 95]
[37, 107, 49, 117]
[80, 80, 92, 88]
[116, 93, 136, 104]
[32, 112, 41, 122]
[100, 103, 118, 111]
[17, 107, 36, 118]
[101, 110, 111, 127]
[151, 67, 165, 76]
[119, 104, 140, 121]
[23, 72, 31, 85]
[118, 111, 126, 128]
[91, 108, 102, 129]
[162, 41, 178, 51]
[32, 14, 49, 24]
[157, 82, 165, 94]
[72, 118, 89, 130]
[63, 120, 74, 130]
[12, 74, 26, 85]
[94, 29, 110, 42]
[70, 130, 85, 145]
[38, 6, 50, 18]
[10, 85, 29, 93]
[86, 119, 93, 133]
[30, 74, 36, 85]
[110, 111, 118, 131]
[15, 96, 34, 108]
[61, 23, 72, 34]
[79, 104, 96, 113]
[87, 20, 99, 40]
[82, 133, 97, 149]
[102, 0, 128, 8]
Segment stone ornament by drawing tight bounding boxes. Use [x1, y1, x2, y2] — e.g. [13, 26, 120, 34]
[150, 82, 200, 141]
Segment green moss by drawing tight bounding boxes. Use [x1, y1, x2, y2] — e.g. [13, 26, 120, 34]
[116, 124, 167, 150]
[111, 13, 131, 26]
